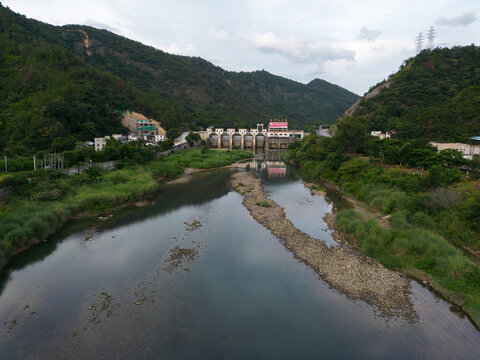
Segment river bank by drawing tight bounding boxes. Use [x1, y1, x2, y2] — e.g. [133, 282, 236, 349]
[0, 149, 253, 270]
[284, 153, 480, 329]
[305, 180, 480, 328]
[231, 170, 415, 319]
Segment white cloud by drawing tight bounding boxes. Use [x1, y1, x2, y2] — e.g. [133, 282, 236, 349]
[249, 32, 355, 63]
[357, 26, 381, 42]
[435, 12, 477, 26]
[164, 43, 196, 55]
[209, 29, 230, 41]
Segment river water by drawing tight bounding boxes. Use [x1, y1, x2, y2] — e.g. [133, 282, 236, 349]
[0, 152, 479, 359]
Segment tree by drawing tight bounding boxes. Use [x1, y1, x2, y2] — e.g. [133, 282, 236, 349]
[427, 165, 461, 187]
[186, 132, 201, 146]
[334, 116, 368, 153]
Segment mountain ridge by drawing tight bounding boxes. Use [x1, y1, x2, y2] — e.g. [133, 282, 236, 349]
[0, 3, 359, 152]
[342, 45, 480, 142]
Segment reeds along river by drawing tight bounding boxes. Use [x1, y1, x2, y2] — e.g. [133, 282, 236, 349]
[0, 154, 479, 359]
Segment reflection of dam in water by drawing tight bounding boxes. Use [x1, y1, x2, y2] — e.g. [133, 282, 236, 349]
[246, 150, 287, 179]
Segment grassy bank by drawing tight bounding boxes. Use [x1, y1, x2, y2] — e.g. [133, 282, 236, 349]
[285, 137, 480, 328]
[0, 149, 252, 267]
[336, 209, 480, 327]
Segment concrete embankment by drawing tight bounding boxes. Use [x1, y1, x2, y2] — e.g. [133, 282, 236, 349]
[231, 170, 415, 318]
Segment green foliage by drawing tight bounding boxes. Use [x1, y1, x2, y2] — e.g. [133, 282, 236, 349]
[185, 132, 201, 145]
[157, 139, 174, 151]
[427, 165, 462, 187]
[0, 5, 359, 153]
[287, 134, 480, 251]
[336, 209, 480, 322]
[352, 46, 480, 141]
[0, 149, 252, 266]
[335, 115, 368, 153]
[84, 166, 102, 182]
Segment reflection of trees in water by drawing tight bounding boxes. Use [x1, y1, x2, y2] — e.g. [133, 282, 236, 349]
[0, 239, 61, 296]
[0, 170, 234, 298]
[265, 150, 283, 161]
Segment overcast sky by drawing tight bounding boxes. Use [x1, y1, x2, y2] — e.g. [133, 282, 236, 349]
[3, 0, 479, 95]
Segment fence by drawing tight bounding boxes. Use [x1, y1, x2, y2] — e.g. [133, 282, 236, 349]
[1, 142, 192, 176]
[157, 142, 190, 157]
[62, 160, 120, 176]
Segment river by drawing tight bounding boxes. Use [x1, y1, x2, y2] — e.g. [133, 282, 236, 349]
[0, 151, 479, 359]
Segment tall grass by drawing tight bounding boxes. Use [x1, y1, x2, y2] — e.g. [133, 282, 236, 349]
[336, 209, 480, 324]
[0, 149, 252, 266]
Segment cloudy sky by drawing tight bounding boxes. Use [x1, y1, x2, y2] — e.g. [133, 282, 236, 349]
[3, 0, 479, 94]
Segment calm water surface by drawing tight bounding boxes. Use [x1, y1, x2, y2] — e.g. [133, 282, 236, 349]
[0, 156, 479, 359]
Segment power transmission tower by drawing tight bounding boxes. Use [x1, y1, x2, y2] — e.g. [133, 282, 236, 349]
[427, 26, 436, 49]
[415, 32, 424, 53]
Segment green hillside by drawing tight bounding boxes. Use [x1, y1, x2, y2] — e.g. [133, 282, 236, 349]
[346, 45, 480, 141]
[0, 4, 358, 154]
[348, 46, 480, 142]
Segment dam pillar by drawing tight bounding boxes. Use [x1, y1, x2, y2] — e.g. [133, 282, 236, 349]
[239, 129, 247, 151]
[226, 129, 235, 151]
[215, 128, 224, 149]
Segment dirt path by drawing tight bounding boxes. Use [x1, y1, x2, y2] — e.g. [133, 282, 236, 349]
[303, 181, 391, 229]
[232, 171, 415, 319]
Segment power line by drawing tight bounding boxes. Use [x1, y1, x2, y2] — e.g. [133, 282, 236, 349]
[427, 26, 436, 50]
[415, 32, 424, 53]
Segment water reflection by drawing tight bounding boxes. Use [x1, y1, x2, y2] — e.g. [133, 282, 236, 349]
[0, 157, 479, 359]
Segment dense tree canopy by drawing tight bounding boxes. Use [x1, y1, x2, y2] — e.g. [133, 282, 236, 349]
[348, 46, 480, 142]
[0, 4, 358, 154]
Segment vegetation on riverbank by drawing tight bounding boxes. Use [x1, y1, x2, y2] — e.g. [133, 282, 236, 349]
[0, 149, 252, 267]
[284, 135, 480, 327]
[347, 45, 480, 141]
[0, 4, 358, 154]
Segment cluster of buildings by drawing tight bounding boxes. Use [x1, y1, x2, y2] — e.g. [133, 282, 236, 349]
[371, 130, 480, 160]
[91, 113, 306, 152]
[93, 111, 167, 151]
[93, 133, 166, 152]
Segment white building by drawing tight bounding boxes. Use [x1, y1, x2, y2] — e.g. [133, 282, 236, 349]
[94, 136, 110, 152]
[266, 121, 304, 139]
[371, 131, 392, 140]
[154, 134, 165, 142]
[431, 142, 480, 160]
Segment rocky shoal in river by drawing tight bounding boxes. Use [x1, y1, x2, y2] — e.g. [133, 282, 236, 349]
[231, 170, 415, 319]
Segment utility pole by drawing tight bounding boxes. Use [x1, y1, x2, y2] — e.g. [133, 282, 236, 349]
[415, 32, 424, 53]
[34, 155, 36, 171]
[427, 26, 436, 49]
[4, 156, 7, 173]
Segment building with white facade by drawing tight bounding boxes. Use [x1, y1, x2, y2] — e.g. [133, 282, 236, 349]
[371, 131, 392, 140]
[94, 136, 110, 152]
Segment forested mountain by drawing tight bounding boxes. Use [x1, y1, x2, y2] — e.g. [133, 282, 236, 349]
[0, 4, 358, 153]
[345, 45, 480, 142]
